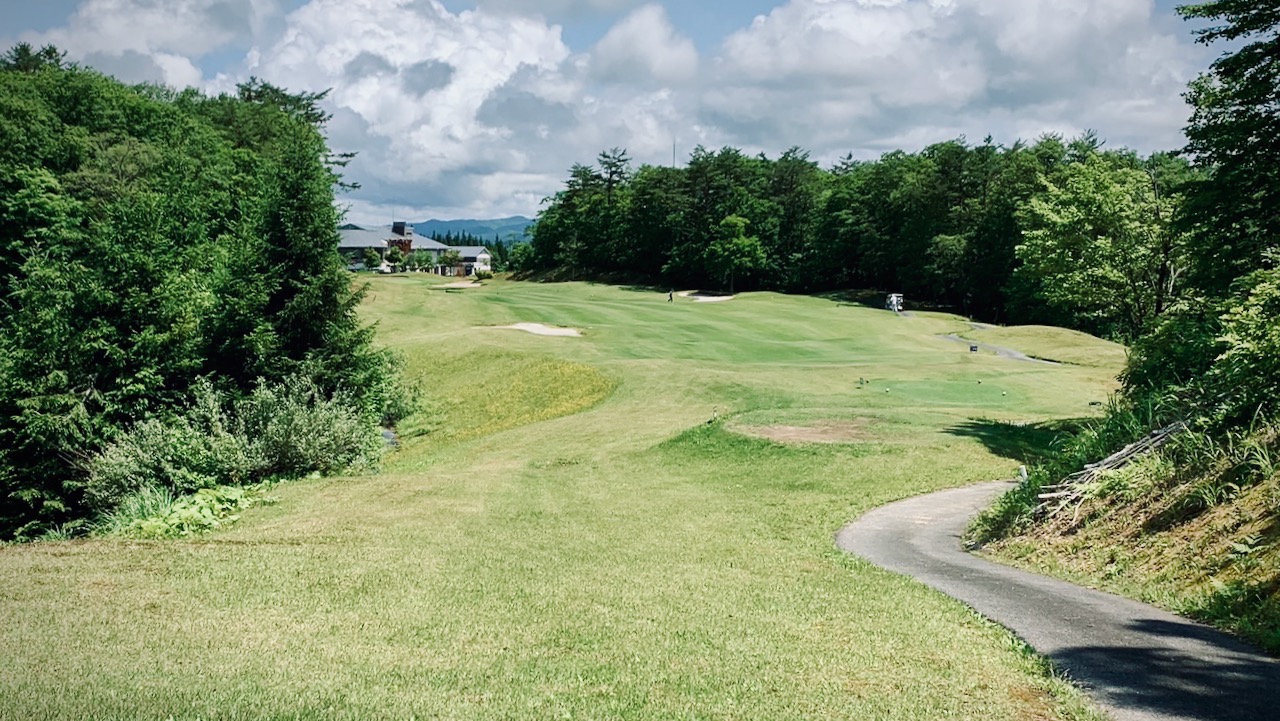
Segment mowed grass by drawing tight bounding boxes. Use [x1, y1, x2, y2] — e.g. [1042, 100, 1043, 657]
[0, 277, 1121, 720]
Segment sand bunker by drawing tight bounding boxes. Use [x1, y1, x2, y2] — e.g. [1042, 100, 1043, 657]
[731, 420, 868, 444]
[495, 323, 582, 337]
[677, 291, 736, 303]
[438, 281, 483, 289]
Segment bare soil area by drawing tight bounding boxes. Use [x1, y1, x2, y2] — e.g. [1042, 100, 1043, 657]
[731, 419, 868, 444]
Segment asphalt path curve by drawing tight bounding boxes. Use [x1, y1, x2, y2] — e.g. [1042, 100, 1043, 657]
[836, 481, 1280, 721]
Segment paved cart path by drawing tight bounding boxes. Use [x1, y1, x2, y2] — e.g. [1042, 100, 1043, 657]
[836, 481, 1280, 721]
[937, 333, 1059, 364]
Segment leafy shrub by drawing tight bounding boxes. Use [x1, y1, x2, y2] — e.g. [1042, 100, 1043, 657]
[85, 380, 255, 512]
[84, 375, 387, 518]
[1122, 262, 1280, 432]
[1121, 298, 1223, 410]
[84, 417, 252, 512]
[97, 484, 275, 539]
[357, 350, 419, 427]
[235, 375, 383, 478]
[1200, 264, 1280, 428]
[474, 269, 494, 280]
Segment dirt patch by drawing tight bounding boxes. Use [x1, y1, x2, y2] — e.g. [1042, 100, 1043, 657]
[438, 281, 483, 289]
[677, 291, 735, 303]
[493, 322, 582, 337]
[732, 419, 869, 444]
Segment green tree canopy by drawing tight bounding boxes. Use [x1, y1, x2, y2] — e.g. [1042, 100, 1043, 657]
[1179, 0, 1280, 291]
[708, 215, 766, 293]
[0, 47, 397, 538]
[1014, 154, 1187, 339]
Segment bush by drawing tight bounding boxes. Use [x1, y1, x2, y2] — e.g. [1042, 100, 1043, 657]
[85, 380, 255, 512]
[1122, 261, 1280, 431]
[355, 349, 419, 427]
[96, 484, 275, 539]
[474, 269, 494, 280]
[1121, 298, 1223, 410]
[84, 375, 388, 517]
[235, 376, 383, 478]
[1200, 264, 1280, 428]
[84, 416, 252, 512]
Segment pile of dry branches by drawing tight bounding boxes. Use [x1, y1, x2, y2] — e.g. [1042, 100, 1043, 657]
[1035, 422, 1188, 522]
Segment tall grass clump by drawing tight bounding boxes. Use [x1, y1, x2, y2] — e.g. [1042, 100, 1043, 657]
[1158, 420, 1280, 517]
[96, 485, 276, 539]
[971, 397, 1158, 542]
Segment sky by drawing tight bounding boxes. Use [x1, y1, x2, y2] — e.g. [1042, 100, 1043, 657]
[1, 0, 1220, 224]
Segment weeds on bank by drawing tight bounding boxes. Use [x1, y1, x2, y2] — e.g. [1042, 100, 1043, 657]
[94, 484, 279, 539]
[976, 400, 1280, 654]
[970, 397, 1159, 542]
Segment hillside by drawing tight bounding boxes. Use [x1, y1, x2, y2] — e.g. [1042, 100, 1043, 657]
[967, 0, 1280, 661]
[410, 215, 533, 241]
[978, 427, 1280, 654]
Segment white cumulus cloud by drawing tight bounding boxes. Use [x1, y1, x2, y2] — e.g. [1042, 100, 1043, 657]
[704, 0, 1204, 160]
[8, 0, 1212, 220]
[589, 4, 698, 86]
[20, 0, 287, 86]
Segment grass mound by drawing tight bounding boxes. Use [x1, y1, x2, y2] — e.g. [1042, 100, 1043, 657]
[401, 348, 616, 444]
[960, 325, 1128, 367]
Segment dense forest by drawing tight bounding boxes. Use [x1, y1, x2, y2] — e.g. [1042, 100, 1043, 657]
[527, 134, 1195, 342]
[0, 45, 409, 540]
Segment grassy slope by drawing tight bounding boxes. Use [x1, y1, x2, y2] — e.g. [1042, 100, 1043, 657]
[0, 277, 1121, 720]
[985, 445, 1280, 654]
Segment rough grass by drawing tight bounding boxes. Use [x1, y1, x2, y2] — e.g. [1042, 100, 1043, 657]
[0, 278, 1120, 720]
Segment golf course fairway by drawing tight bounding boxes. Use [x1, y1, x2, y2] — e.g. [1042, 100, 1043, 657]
[0, 276, 1124, 720]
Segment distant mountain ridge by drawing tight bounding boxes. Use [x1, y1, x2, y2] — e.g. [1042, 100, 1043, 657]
[409, 216, 533, 241]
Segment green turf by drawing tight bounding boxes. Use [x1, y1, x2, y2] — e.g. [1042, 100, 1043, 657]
[952, 323, 1129, 369]
[0, 276, 1120, 720]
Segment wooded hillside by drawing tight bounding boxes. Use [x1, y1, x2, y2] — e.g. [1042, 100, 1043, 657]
[973, 0, 1280, 651]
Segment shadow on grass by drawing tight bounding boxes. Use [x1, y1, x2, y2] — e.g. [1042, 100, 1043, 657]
[946, 418, 1087, 465]
[813, 288, 967, 315]
[813, 289, 888, 308]
[1180, 576, 1280, 656]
